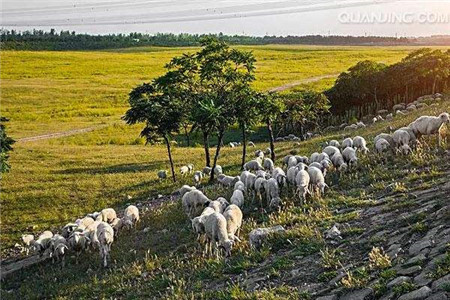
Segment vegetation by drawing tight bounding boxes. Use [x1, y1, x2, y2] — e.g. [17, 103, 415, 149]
[0, 117, 15, 173]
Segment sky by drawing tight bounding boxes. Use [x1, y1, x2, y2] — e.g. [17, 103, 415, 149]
[1, 0, 450, 36]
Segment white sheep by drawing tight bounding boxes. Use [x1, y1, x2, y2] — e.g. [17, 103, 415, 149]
[356, 121, 366, 128]
[206, 199, 228, 213]
[286, 166, 300, 191]
[122, 205, 139, 229]
[342, 147, 358, 168]
[243, 159, 264, 171]
[331, 153, 348, 172]
[180, 165, 189, 176]
[96, 222, 114, 267]
[342, 137, 353, 149]
[309, 152, 320, 164]
[223, 205, 243, 242]
[353, 136, 369, 154]
[374, 133, 395, 149]
[271, 167, 286, 191]
[234, 180, 245, 192]
[157, 170, 167, 180]
[255, 169, 269, 180]
[248, 141, 255, 147]
[46, 234, 68, 266]
[408, 113, 450, 144]
[30, 231, 54, 256]
[217, 174, 240, 187]
[375, 138, 391, 154]
[84, 220, 102, 250]
[393, 103, 405, 111]
[230, 189, 245, 208]
[187, 164, 194, 173]
[192, 207, 216, 243]
[193, 171, 204, 186]
[254, 177, 267, 204]
[202, 167, 212, 175]
[21, 234, 35, 255]
[173, 185, 197, 199]
[263, 158, 274, 172]
[214, 165, 223, 175]
[295, 169, 310, 202]
[295, 156, 309, 164]
[307, 166, 328, 196]
[399, 127, 418, 148]
[76, 216, 96, 231]
[244, 172, 257, 196]
[67, 231, 90, 263]
[386, 113, 393, 120]
[203, 212, 234, 258]
[255, 150, 264, 159]
[393, 129, 411, 149]
[265, 178, 279, 204]
[282, 155, 292, 167]
[96, 208, 117, 224]
[61, 223, 79, 238]
[182, 190, 210, 219]
[344, 124, 357, 131]
[323, 146, 341, 159]
[398, 144, 412, 155]
[328, 140, 340, 148]
[264, 148, 272, 155]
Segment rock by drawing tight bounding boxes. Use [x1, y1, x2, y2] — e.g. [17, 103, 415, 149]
[398, 286, 432, 300]
[409, 240, 432, 256]
[387, 244, 403, 258]
[397, 265, 422, 276]
[325, 224, 342, 240]
[387, 276, 412, 288]
[404, 254, 427, 267]
[425, 292, 448, 300]
[414, 271, 433, 287]
[316, 295, 337, 300]
[340, 288, 373, 300]
[142, 227, 150, 233]
[248, 225, 286, 249]
[432, 274, 450, 291]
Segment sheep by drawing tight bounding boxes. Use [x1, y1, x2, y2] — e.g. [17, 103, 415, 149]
[244, 172, 257, 196]
[392, 129, 411, 149]
[295, 156, 309, 164]
[375, 138, 391, 154]
[230, 189, 245, 208]
[234, 180, 245, 192]
[223, 205, 243, 242]
[398, 144, 412, 155]
[46, 234, 68, 266]
[122, 205, 139, 229]
[309, 162, 324, 173]
[187, 164, 194, 173]
[248, 141, 255, 147]
[203, 212, 234, 258]
[180, 165, 189, 176]
[331, 153, 348, 172]
[342, 137, 353, 149]
[61, 223, 79, 238]
[282, 155, 292, 167]
[173, 185, 197, 199]
[408, 113, 450, 144]
[323, 146, 341, 159]
[76, 216, 96, 231]
[182, 190, 210, 219]
[309, 152, 320, 164]
[254, 177, 267, 205]
[67, 231, 90, 264]
[192, 206, 216, 241]
[317, 152, 329, 162]
[295, 169, 310, 202]
[202, 167, 212, 175]
[307, 166, 328, 197]
[396, 110, 407, 116]
[393, 103, 405, 111]
[342, 147, 358, 168]
[263, 158, 274, 172]
[406, 104, 417, 111]
[217, 174, 240, 187]
[96, 208, 117, 224]
[157, 170, 167, 180]
[265, 178, 279, 204]
[21, 234, 35, 255]
[211, 197, 229, 213]
[356, 121, 366, 128]
[30, 231, 54, 256]
[287, 166, 300, 190]
[386, 113, 393, 121]
[353, 136, 369, 154]
[96, 222, 114, 267]
[214, 165, 223, 175]
[374, 133, 395, 149]
[269, 197, 282, 210]
[243, 159, 264, 171]
[229, 142, 236, 148]
[110, 218, 123, 236]
[255, 150, 264, 159]
[256, 170, 269, 179]
[84, 220, 102, 250]
[272, 167, 286, 191]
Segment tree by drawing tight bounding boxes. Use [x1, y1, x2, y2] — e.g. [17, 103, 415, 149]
[257, 92, 284, 162]
[123, 80, 183, 182]
[0, 117, 15, 173]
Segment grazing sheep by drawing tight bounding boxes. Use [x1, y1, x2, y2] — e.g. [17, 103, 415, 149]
[375, 138, 391, 154]
[353, 136, 369, 154]
[230, 189, 245, 208]
[386, 113, 393, 121]
[122, 205, 139, 229]
[344, 124, 358, 131]
[254, 177, 267, 204]
[229, 142, 236, 148]
[408, 113, 450, 144]
[356, 121, 366, 128]
[67, 231, 90, 263]
[213, 165, 223, 175]
[399, 126, 418, 147]
[287, 166, 300, 191]
[96, 222, 114, 267]
[173, 185, 197, 199]
[393, 129, 411, 149]
[187, 164, 194, 173]
[217, 174, 240, 187]
[243, 159, 264, 171]
[223, 205, 243, 242]
[244, 173, 257, 196]
[307, 166, 328, 196]
[96, 208, 117, 224]
[309, 152, 320, 164]
[396, 110, 407, 116]
[374, 133, 395, 149]
[110, 218, 123, 236]
[342, 137, 353, 149]
[248, 141, 255, 147]
[328, 140, 340, 148]
[204, 213, 234, 258]
[282, 155, 292, 166]
[182, 190, 210, 219]
[256, 169, 269, 179]
[295, 156, 309, 164]
[269, 197, 282, 210]
[30, 231, 54, 256]
[202, 167, 212, 175]
[193, 171, 204, 186]
[265, 178, 279, 204]
[21, 234, 35, 255]
[317, 152, 329, 162]
[76, 216, 96, 231]
[263, 158, 274, 172]
[61, 223, 78, 238]
[264, 148, 272, 156]
[322, 146, 341, 159]
[180, 166, 189, 176]
[192, 206, 216, 242]
[234, 180, 245, 192]
[157, 170, 167, 180]
[84, 220, 102, 250]
[331, 153, 348, 172]
[46, 234, 68, 265]
[393, 103, 405, 111]
[342, 147, 358, 168]
[249, 225, 286, 250]
[398, 144, 412, 155]
[255, 150, 264, 159]
[295, 169, 310, 202]
[272, 167, 286, 191]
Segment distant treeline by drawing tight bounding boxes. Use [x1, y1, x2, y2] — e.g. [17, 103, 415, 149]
[326, 48, 450, 120]
[2, 29, 449, 51]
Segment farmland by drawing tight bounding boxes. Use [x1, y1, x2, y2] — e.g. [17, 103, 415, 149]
[1, 44, 449, 299]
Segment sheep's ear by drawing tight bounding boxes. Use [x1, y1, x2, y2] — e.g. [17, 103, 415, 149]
[204, 201, 210, 207]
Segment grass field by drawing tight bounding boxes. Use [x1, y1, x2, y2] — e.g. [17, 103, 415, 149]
[1, 45, 449, 291]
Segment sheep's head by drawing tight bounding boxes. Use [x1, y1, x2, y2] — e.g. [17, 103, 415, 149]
[439, 112, 450, 124]
[339, 163, 348, 172]
[269, 197, 282, 210]
[220, 240, 234, 257]
[318, 182, 329, 194]
[191, 217, 205, 235]
[349, 158, 358, 167]
[400, 144, 412, 155]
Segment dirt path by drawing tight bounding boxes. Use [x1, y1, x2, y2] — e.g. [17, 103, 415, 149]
[16, 74, 338, 143]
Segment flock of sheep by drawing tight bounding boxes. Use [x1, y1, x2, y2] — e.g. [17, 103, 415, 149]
[21, 205, 140, 267]
[19, 109, 449, 266]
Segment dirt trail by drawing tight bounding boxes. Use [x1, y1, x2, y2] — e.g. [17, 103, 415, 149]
[16, 74, 338, 143]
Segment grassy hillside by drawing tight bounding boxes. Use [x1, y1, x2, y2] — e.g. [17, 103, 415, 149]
[1, 45, 422, 138]
[1, 98, 449, 299]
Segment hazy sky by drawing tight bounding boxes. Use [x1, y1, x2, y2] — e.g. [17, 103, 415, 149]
[1, 0, 450, 36]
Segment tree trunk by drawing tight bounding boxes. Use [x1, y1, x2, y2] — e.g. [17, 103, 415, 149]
[241, 124, 247, 170]
[163, 135, 176, 182]
[202, 130, 211, 167]
[184, 125, 190, 147]
[432, 76, 437, 94]
[210, 129, 224, 183]
[267, 120, 275, 162]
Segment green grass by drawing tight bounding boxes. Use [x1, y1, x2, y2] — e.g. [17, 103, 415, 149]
[2, 45, 437, 138]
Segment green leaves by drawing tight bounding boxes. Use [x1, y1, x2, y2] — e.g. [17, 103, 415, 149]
[0, 117, 15, 173]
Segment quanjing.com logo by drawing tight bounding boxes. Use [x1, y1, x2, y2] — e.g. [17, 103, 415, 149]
[338, 12, 450, 24]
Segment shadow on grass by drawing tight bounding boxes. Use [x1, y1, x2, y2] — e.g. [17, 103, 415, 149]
[56, 162, 162, 175]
